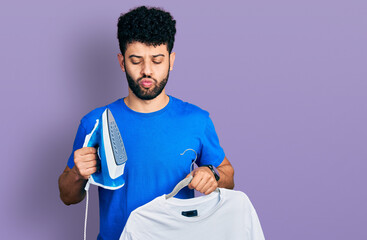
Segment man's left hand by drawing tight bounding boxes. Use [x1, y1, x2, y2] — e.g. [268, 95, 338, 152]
[187, 167, 218, 195]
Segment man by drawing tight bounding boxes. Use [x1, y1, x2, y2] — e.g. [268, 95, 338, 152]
[58, 6, 234, 240]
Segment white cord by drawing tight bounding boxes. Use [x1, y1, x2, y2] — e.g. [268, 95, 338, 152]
[84, 180, 90, 240]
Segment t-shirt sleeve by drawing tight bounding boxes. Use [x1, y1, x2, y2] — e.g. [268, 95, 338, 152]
[66, 120, 88, 169]
[197, 115, 225, 167]
[119, 228, 134, 240]
[119, 217, 135, 240]
[250, 207, 266, 240]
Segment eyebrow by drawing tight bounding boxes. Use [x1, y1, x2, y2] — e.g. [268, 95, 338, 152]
[128, 54, 165, 58]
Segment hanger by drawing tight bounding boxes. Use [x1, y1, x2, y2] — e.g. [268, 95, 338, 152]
[165, 149, 197, 199]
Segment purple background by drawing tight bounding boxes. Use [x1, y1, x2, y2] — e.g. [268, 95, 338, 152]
[1, 0, 366, 239]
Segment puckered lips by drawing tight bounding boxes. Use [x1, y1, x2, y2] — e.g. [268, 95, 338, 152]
[139, 78, 154, 88]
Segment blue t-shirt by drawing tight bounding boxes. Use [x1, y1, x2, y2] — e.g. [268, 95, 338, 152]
[67, 95, 225, 240]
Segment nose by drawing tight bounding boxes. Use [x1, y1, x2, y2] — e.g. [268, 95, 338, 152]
[141, 62, 153, 76]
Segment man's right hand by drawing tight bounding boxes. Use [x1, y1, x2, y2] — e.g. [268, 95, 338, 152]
[73, 147, 99, 180]
[58, 147, 99, 205]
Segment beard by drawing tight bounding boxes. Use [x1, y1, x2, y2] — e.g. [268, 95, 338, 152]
[125, 66, 170, 100]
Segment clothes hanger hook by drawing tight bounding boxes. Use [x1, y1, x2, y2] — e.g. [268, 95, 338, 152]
[180, 149, 197, 174]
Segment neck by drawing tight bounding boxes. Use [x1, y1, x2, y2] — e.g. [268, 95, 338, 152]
[124, 90, 170, 113]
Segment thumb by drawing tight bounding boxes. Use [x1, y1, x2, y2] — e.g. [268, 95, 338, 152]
[186, 173, 194, 189]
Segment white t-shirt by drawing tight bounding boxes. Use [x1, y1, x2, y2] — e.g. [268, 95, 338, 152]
[120, 188, 265, 240]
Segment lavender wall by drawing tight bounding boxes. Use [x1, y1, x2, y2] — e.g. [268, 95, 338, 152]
[1, 0, 366, 239]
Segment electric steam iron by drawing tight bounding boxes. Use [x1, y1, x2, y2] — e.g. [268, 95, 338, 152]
[83, 108, 127, 190]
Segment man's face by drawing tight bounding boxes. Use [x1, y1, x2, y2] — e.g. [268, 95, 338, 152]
[118, 42, 176, 100]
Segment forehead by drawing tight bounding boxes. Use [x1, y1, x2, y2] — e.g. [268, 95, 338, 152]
[125, 42, 168, 56]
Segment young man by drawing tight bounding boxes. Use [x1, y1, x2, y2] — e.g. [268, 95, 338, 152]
[58, 6, 234, 240]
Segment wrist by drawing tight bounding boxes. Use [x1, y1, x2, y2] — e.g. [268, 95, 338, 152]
[71, 166, 87, 182]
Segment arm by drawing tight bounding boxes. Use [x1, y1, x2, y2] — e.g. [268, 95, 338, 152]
[188, 156, 234, 195]
[216, 156, 235, 189]
[58, 147, 98, 205]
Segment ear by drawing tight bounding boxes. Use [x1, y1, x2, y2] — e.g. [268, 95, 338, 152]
[117, 53, 125, 72]
[169, 52, 176, 71]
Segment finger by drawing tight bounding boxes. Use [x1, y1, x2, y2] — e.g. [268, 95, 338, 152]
[188, 173, 201, 190]
[81, 160, 98, 168]
[190, 168, 211, 190]
[83, 147, 97, 154]
[194, 176, 209, 193]
[201, 177, 218, 194]
[74, 153, 98, 165]
[184, 173, 192, 188]
[87, 160, 99, 169]
[75, 160, 98, 174]
[80, 153, 99, 162]
[79, 167, 98, 179]
[204, 185, 218, 195]
[76, 147, 97, 156]
[85, 166, 98, 174]
[197, 174, 217, 193]
[188, 174, 199, 189]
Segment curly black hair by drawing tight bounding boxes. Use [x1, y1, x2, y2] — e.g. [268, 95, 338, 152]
[117, 6, 176, 55]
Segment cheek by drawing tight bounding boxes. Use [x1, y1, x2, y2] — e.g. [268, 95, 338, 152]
[155, 64, 170, 76]
[125, 65, 141, 77]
